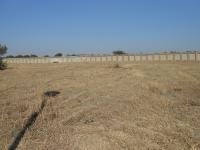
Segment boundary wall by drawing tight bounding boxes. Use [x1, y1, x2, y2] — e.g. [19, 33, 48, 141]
[3, 52, 200, 64]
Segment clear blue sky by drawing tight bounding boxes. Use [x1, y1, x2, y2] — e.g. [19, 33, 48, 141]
[0, 0, 200, 55]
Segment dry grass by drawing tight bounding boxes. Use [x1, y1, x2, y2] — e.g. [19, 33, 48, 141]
[0, 62, 200, 150]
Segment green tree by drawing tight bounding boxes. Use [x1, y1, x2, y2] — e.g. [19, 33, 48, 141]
[54, 53, 63, 57]
[0, 44, 8, 70]
[112, 50, 126, 55]
[6, 55, 14, 58]
[0, 44, 7, 55]
[30, 54, 38, 57]
[44, 55, 49, 57]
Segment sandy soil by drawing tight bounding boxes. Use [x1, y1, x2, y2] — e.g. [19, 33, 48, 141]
[0, 62, 200, 150]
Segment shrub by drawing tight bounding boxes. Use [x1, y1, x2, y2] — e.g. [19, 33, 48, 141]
[30, 54, 38, 57]
[0, 60, 7, 70]
[54, 53, 63, 57]
[6, 55, 14, 58]
[15, 55, 24, 58]
[0, 44, 7, 55]
[23, 55, 30, 58]
[112, 50, 126, 55]
[0, 44, 7, 70]
[44, 55, 49, 57]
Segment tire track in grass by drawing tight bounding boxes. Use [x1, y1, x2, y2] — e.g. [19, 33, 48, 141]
[8, 91, 60, 150]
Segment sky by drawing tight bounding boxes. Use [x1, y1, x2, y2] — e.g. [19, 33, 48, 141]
[0, 0, 200, 56]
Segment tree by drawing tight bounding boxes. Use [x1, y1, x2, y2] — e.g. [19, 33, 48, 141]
[54, 53, 63, 57]
[0, 44, 8, 70]
[112, 50, 126, 55]
[0, 44, 7, 55]
[15, 55, 23, 58]
[23, 55, 30, 58]
[30, 54, 38, 57]
[6, 55, 14, 58]
[44, 55, 49, 57]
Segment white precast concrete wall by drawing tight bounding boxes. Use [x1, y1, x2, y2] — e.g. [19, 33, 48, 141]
[181, 54, 187, 61]
[198, 53, 200, 60]
[160, 55, 166, 61]
[188, 54, 194, 61]
[154, 55, 159, 61]
[147, 55, 152, 61]
[135, 56, 140, 61]
[175, 54, 181, 61]
[3, 52, 200, 64]
[168, 54, 173, 61]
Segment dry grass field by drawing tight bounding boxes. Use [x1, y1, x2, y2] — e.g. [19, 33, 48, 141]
[0, 62, 200, 150]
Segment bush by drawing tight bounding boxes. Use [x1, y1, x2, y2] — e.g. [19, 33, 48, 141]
[112, 50, 126, 55]
[6, 55, 14, 58]
[44, 55, 49, 57]
[15, 55, 24, 58]
[14, 54, 38, 58]
[0, 44, 7, 70]
[23, 55, 30, 58]
[0, 60, 7, 70]
[30, 54, 38, 57]
[0, 44, 7, 55]
[54, 53, 63, 57]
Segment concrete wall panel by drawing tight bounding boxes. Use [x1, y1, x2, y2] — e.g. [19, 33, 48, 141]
[141, 56, 146, 61]
[181, 54, 187, 61]
[107, 56, 112, 61]
[154, 55, 159, 61]
[101, 57, 106, 62]
[197, 53, 200, 61]
[175, 54, 181, 61]
[189, 54, 195, 61]
[112, 56, 117, 61]
[167, 55, 173, 61]
[147, 55, 153, 61]
[160, 55, 166, 61]
[135, 56, 140, 61]
[123, 56, 129, 61]
[117, 56, 122, 61]
[129, 56, 135, 61]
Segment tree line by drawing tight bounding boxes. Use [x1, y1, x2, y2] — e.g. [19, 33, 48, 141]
[5, 53, 80, 58]
[5, 51, 127, 58]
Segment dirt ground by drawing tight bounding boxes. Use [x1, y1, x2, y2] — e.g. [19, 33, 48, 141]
[0, 62, 200, 150]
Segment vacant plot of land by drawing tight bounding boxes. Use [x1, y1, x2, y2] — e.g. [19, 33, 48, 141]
[0, 63, 200, 150]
